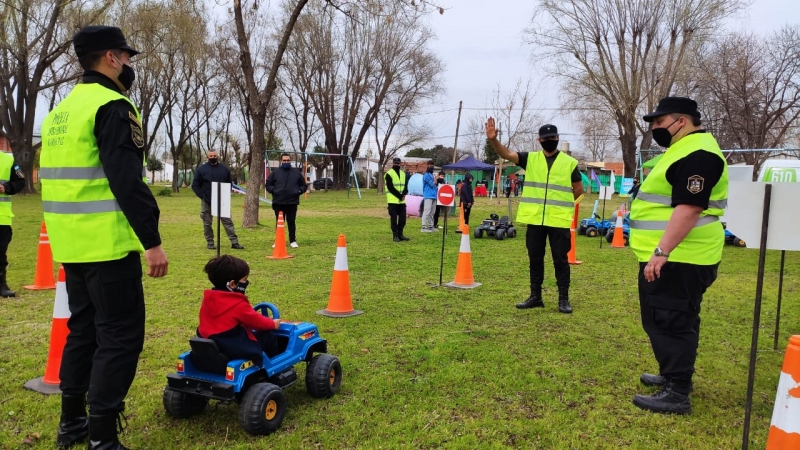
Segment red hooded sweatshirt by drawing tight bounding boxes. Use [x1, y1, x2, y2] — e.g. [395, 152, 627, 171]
[198, 290, 277, 341]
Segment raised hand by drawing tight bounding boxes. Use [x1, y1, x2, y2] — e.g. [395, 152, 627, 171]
[485, 117, 498, 140]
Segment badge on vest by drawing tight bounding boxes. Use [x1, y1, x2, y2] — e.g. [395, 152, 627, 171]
[687, 175, 704, 194]
[14, 165, 24, 179]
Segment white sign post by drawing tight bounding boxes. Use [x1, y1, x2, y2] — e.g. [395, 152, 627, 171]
[211, 182, 231, 257]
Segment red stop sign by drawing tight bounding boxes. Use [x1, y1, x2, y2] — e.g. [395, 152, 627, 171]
[437, 184, 455, 206]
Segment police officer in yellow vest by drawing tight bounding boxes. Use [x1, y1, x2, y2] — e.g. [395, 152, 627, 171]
[630, 97, 728, 415]
[485, 120, 583, 313]
[0, 152, 25, 298]
[385, 157, 411, 242]
[40, 26, 168, 449]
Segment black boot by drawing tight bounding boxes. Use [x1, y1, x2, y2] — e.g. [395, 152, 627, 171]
[56, 394, 89, 448]
[393, 232, 400, 242]
[640, 373, 666, 387]
[557, 286, 572, 314]
[398, 228, 410, 241]
[0, 270, 15, 298]
[516, 286, 544, 309]
[88, 413, 129, 450]
[632, 381, 692, 415]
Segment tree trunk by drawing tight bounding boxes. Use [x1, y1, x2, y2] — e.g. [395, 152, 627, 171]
[619, 116, 638, 178]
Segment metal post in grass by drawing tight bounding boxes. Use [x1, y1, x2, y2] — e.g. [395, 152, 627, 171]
[216, 181, 221, 258]
[773, 250, 786, 351]
[741, 183, 772, 450]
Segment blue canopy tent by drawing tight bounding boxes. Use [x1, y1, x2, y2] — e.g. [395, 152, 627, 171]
[443, 156, 499, 199]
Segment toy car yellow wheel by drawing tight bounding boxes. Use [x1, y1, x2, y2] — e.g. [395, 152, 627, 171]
[736, 239, 746, 247]
[238, 383, 286, 435]
[162, 388, 208, 419]
[306, 354, 342, 398]
[586, 227, 598, 238]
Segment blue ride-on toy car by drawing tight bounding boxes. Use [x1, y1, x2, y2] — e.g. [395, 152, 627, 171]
[162, 302, 342, 435]
[605, 213, 631, 246]
[578, 215, 612, 237]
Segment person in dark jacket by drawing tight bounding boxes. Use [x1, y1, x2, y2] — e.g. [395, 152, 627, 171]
[265, 153, 308, 248]
[192, 151, 243, 250]
[459, 173, 475, 231]
[198, 255, 281, 366]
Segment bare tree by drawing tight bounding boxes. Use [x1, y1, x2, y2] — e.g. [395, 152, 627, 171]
[0, 0, 112, 192]
[577, 109, 618, 162]
[526, 0, 743, 177]
[688, 26, 800, 178]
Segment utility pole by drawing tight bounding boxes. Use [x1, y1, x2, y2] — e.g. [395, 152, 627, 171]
[449, 101, 463, 184]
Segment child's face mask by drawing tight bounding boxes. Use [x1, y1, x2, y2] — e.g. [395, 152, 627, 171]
[229, 279, 249, 294]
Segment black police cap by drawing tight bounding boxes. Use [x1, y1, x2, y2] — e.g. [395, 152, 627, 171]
[643, 97, 701, 122]
[73, 25, 139, 58]
[393, 157, 402, 163]
[538, 124, 558, 138]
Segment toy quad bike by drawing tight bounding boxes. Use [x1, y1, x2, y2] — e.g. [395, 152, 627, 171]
[474, 214, 517, 240]
[578, 215, 612, 238]
[722, 223, 746, 247]
[162, 302, 341, 435]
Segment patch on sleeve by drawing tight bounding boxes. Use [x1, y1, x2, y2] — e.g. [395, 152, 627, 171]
[130, 123, 144, 148]
[128, 111, 142, 128]
[687, 175, 704, 194]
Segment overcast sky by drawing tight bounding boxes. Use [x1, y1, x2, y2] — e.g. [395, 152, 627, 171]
[397, 0, 800, 155]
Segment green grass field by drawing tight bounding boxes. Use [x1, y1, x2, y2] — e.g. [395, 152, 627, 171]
[0, 186, 796, 449]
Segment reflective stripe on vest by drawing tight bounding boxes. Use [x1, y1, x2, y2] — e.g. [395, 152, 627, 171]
[40, 83, 145, 263]
[516, 151, 577, 228]
[629, 132, 728, 264]
[0, 153, 14, 225]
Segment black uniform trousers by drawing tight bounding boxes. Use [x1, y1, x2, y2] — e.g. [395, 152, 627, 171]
[60, 252, 145, 415]
[0, 225, 11, 271]
[387, 203, 407, 233]
[272, 204, 299, 242]
[638, 261, 718, 385]
[526, 224, 571, 289]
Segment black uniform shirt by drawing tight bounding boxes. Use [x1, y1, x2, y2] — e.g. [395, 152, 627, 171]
[665, 131, 725, 210]
[86, 71, 162, 250]
[518, 151, 582, 183]
[1, 158, 26, 195]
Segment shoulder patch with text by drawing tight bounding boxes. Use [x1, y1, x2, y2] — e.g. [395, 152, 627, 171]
[14, 165, 24, 179]
[687, 175, 704, 194]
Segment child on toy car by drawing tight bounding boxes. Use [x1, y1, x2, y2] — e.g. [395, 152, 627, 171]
[197, 255, 282, 365]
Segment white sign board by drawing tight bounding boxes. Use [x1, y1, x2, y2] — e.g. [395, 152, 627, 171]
[720, 166, 755, 222]
[599, 186, 614, 200]
[619, 178, 634, 196]
[725, 181, 800, 251]
[211, 182, 232, 218]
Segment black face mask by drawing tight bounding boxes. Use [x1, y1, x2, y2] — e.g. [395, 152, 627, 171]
[427, 167, 434, 173]
[651, 118, 682, 148]
[208, 158, 218, 165]
[392, 164, 400, 170]
[113, 56, 135, 91]
[230, 280, 249, 295]
[541, 140, 559, 152]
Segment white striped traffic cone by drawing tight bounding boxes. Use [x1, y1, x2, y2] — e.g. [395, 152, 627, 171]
[24, 265, 69, 394]
[317, 234, 363, 317]
[767, 335, 800, 449]
[445, 225, 481, 289]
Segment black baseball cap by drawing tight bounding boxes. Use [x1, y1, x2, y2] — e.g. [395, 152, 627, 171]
[643, 97, 701, 122]
[73, 26, 139, 58]
[538, 124, 558, 138]
[393, 157, 402, 163]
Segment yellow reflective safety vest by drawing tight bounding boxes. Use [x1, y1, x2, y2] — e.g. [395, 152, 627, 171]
[385, 169, 407, 204]
[40, 83, 146, 263]
[0, 152, 14, 226]
[517, 151, 578, 228]
[629, 132, 728, 264]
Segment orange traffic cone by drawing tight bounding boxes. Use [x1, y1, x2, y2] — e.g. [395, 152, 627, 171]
[445, 225, 481, 289]
[24, 222, 56, 290]
[317, 234, 363, 317]
[267, 211, 294, 260]
[24, 265, 69, 394]
[610, 208, 626, 248]
[568, 202, 582, 265]
[455, 203, 465, 234]
[766, 335, 800, 449]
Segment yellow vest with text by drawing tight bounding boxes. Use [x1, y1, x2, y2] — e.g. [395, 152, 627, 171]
[629, 132, 728, 264]
[40, 83, 146, 263]
[385, 169, 407, 204]
[517, 151, 577, 228]
[0, 152, 14, 225]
